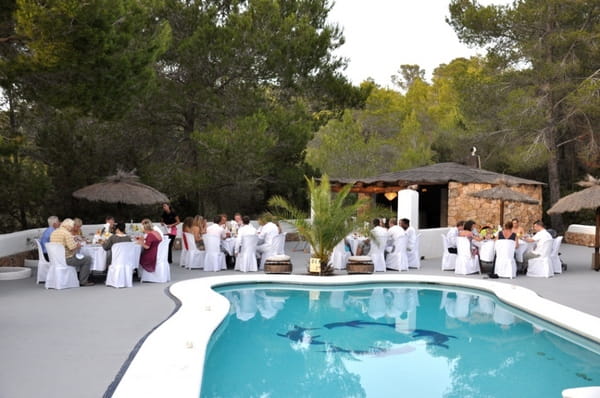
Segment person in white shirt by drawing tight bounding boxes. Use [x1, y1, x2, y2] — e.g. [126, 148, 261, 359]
[368, 218, 388, 253]
[257, 217, 279, 259]
[235, 215, 257, 254]
[400, 218, 417, 252]
[206, 215, 228, 239]
[524, 220, 553, 260]
[446, 220, 464, 254]
[387, 218, 404, 241]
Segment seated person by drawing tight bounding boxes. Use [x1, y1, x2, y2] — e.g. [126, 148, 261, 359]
[101, 216, 115, 235]
[102, 222, 132, 266]
[72, 218, 85, 243]
[41, 215, 60, 261]
[257, 215, 279, 259]
[511, 218, 526, 239]
[49, 218, 94, 286]
[181, 216, 194, 250]
[136, 219, 163, 272]
[523, 220, 552, 261]
[192, 215, 207, 249]
[235, 215, 257, 255]
[497, 220, 519, 248]
[446, 220, 464, 253]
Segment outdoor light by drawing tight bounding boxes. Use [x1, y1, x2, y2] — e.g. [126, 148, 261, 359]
[384, 192, 398, 201]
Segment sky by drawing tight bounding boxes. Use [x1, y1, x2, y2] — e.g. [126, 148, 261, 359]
[328, 0, 513, 87]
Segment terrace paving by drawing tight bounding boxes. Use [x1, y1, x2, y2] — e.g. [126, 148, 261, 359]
[0, 242, 598, 398]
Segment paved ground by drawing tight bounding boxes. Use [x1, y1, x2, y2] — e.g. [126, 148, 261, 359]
[0, 242, 598, 398]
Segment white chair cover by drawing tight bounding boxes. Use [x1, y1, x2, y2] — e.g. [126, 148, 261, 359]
[494, 239, 516, 279]
[331, 239, 349, 270]
[106, 242, 140, 288]
[236, 234, 258, 272]
[184, 232, 204, 269]
[258, 242, 277, 270]
[35, 238, 51, 284]
[441, 234, 456, 271]
[45, 243, 80, 290]
[203, 234, 225, 272]
[407, 233, 421, 269]
[369, 232, 388, 272]
[550, 236, 563, 274]
[479, 240, 496, 263]
[140, 238, 171, 283]
[454, 237, 480, 275]
[527, 238, 554, 278]
[386, 235, 409, 271]
[275, 232, 287, 255]
[179, 233, 189, 268]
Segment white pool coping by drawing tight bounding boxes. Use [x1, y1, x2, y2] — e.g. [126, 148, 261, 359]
[110, 274, 600, 398]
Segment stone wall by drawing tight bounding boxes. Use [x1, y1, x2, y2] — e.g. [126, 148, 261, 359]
[0, 250, 36, 267]
[447, 182, 542, 228]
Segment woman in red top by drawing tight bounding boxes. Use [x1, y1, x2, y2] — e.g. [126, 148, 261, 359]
[137, 219, 163, 272]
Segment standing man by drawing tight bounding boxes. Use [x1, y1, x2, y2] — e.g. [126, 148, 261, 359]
[400, 218, 420, 268]
[40, 216, 60, 261]
[50, 218, 94, 286]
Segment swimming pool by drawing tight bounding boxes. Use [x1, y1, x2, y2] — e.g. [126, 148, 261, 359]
[201, 284, 600, 397]
[110, 275, 600, 397]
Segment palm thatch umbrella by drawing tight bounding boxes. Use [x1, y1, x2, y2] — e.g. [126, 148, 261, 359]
[73, 170, 169, 205]
[470, 184, 540, 225]
[547, 175, 600, 270]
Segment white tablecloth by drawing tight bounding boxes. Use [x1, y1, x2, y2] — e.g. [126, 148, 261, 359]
[80, 244, 107, 272]
[515, 240, 531, 262]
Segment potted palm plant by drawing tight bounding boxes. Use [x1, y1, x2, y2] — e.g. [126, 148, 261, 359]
[268, 175, 380, 276]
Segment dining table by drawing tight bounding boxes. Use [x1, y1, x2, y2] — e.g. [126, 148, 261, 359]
[80, 244, 108, 272]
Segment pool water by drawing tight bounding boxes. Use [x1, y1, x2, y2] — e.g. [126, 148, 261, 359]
[201, 284, 600, 398]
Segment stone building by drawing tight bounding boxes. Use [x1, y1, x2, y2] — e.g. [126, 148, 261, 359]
[329, 162, 544, 229]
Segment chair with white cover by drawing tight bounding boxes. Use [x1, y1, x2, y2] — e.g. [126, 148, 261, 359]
[45, 243, 80, 290]
[203, 234, 226, 272]
[179, 233, 189, 268]
[236, 234, 258, 272]
[527, 238, 554, 278]
[331, 239, 349, 270]
[140, 238, 171, 283]
[494, 239, 516, 279]
[184, 232, 204, 269]
[441, 234, 456, 271]
[454, 237, 480, 275]
[386, 235, 409, 271]
[479, 240, 496, 264]
[275, 232, 287, 255]
[407, 233, 421, 269]
[258, 241, 278, 270]
[35, 238, 51, 284]
[106, 242, 140, 288]
[550, 236, 563, 274]
[369, 232, 388, 272]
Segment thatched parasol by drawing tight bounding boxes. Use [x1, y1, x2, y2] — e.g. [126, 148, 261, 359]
[73, 170, 169, 205]
[548, 175, 600, 270]
[470, 184, 540, 226]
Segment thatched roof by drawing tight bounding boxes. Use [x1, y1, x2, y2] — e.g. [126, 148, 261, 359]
[470, 186, 540, 204]
[329, 162, 544, 189]
[548, 185, 600, 214]
[73, 171, 169, 205]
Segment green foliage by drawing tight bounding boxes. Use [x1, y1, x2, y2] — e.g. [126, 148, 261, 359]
[14, 0, 171, 119]
[268, 175, 371, 275]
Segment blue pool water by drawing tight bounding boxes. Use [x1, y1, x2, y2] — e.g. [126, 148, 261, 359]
[201, 284, 600, 398]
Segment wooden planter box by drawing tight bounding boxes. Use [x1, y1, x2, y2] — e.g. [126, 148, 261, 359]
[346, 256, 374, 274]
[264, 255, 292, 274]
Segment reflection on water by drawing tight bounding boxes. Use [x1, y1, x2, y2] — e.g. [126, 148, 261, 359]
[202, 285, 600, 398]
